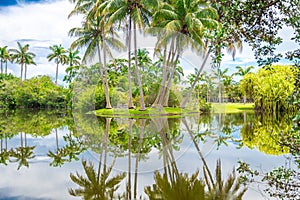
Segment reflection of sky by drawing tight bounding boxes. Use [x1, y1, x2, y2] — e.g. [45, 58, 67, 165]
[0, 115, 293, 200]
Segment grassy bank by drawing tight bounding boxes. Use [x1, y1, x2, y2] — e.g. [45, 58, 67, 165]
[94, 103, 255, 118]
[212, 103, 254, 113]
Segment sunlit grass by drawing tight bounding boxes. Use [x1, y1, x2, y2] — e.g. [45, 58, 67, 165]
[212, 103, 254, 113]
[95, 107, 196, 118]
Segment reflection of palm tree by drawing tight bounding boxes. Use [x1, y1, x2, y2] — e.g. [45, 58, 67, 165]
[62, 133, 86, 162]
[47, 128, 68, 167]
[69, 117, 126, 199]
[0, 135, 10, 165]
[182, 117, 247, 199]
[10, 131, 35, 170]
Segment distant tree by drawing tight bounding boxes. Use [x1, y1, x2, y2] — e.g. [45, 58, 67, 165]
[47, 44, 68, 85]
[10, 42, 35, 80]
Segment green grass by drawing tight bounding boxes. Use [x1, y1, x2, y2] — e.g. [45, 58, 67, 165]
[94, 107, 197, 118]
[211, 103, 254, 113]
[94, 103, 255, 118]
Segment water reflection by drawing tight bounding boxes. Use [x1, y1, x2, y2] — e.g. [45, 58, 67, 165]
[70, 117, 247, 200]
[0, 110, 297, 199]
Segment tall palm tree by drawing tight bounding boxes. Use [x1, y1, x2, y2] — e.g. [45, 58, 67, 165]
[10, 42, 35, 80]
[64, 48, 82, 84]
[102, 0, 157, 110]
[150, 0, 219, 108]
[69, 13, 124, 109]
[213, 67, 229, 103]
[24, 52, 36, 80]
[0, 46, 10, 74]
[234, 65, 254, 103]
[47, 44, 68, 85]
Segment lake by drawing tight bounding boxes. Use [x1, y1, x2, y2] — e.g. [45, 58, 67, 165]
[0, 109, 298, 199]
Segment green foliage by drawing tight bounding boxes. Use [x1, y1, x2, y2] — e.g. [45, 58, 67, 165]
[239, 65, 298, 112]
[0, 75, 68, 108]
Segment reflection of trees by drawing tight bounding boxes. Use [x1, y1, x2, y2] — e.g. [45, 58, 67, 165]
[145, 117, 247, 200]
[69, 118, 126, 199]
[48, 128, 86, 167]
[10, 131, 36, 169]
[241, 113, 292, 155]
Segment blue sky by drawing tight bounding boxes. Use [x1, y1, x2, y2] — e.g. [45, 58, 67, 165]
[0, 0, 298, 85]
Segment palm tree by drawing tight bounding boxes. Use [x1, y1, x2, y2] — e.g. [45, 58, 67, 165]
[102, 0, 157, 110]
[0, 46, 10, 74]
[150, 0, 219, 108]
[10, 42, 35, 80]
[69, 4, 125, 109]
[24, 52, 36, 80]
[63, 49, 82, 84]
[47, 44, 68, 85]
[213, 67, 229, 103]
[234, 65, 254, 103]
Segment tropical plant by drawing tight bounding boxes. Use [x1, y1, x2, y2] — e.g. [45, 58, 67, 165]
[10, 42, 36, 80]
[47, 44, 68, 85]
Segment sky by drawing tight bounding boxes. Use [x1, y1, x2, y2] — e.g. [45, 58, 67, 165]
[0, 0, 298, 85]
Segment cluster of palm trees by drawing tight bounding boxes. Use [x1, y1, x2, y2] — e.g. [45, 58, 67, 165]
[0, 42, 36, 80]
[67, 0, 220, 110]
[0, 42, 82, 85]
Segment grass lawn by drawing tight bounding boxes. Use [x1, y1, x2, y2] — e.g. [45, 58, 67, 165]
[94, 107, 197, 118]
[211, 103, 254, 113]
[94, 103, 255, 118]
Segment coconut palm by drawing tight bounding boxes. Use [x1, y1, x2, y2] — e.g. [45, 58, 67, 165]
[234, 65, 254, 103]
[101, 0, 158, 110]
[47, 44, 68, 85]
[69, 13, 124, 109]
[0, 46, 10, 74]
[213, 67, 229, 103]
[150, 0, 219, 108]
[10, 42, 35, 80]
[24, 53, 36, 80]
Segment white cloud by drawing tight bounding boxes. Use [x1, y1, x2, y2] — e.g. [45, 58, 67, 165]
[0, 0, 81, 80]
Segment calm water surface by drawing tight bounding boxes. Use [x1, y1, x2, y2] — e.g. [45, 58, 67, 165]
[0, 110, 296, 199]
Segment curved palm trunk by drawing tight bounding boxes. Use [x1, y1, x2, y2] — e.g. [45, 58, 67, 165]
[97, 43, 112, 109]
[163, 54, 179, 107]
[181, 50, 211, 108]
[133, 23, 146, 111]
[152, 48, 168, 108]
[127, 16, 134, 109]
[181, 118, 214, 185]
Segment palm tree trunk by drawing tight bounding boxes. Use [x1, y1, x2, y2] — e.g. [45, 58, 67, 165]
[163, 54, 179, 107]
[103, 44, 112, 109]
[55, 62, 59, 85]
[0, 61, 3, 74]
[152, 48, 168, 108]
[133, 23, 146, 111]
[181, 118, 214, 185]
[5, 61, 7, 74]
[181, 50, 211, 108]
[127, 16, 134, 109]
[134, 119, 145, 199]
[127, 119, 133, 200]
[24, 64, 27, 80]
[20, 63, 24, 80]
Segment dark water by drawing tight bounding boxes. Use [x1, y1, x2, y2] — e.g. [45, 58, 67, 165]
[0, 110, 297, 199]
